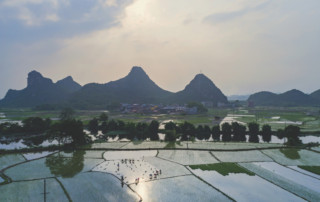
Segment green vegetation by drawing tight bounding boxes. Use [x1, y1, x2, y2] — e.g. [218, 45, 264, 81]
[284, 125, 302, 146]
[0, 173, 10, 185]
[279, 148, 301, 160]
[187, 102, 208, 113]
[298, 166, 320, 175]
[190, 163, 255, 176]
[45, 150, 85, 178]
[164, 142, 176, 148]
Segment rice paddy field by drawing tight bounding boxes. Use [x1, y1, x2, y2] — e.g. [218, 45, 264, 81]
[1, 107, 320, 201]
[2, 106, 320, 132]
[1, 145, 319, 202]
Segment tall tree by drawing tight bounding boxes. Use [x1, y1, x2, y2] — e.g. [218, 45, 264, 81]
[88, 118, 99, 134]
[148, 120, 160, 141]
[248, 122, 259, 143]
[196, 125, 204, 140]
[107, 119, 118, 131]
[261, 124, 272, 143]
[203, 125, 211, 140]
[212, 125, 221, 141]
[22, 117, 51, 134]
[48, 119, 86, 146]
[180, 121, 195, 141]
[117, 120, 126, 130]
[232, 122, 246, 142]
[125, 122, 136, 140]
[100, 121, 108, 134]
[136, 122, 148, 140]
[221, 123, 232, 142]
[284, 125, 302, 146]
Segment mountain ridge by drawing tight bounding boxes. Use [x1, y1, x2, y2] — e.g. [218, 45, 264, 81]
[0, 67, 227, 109]
[248, 89, 319, 107]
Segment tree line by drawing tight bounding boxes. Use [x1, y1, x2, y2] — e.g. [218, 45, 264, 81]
[0, 109, 302, 147]
[87, 114, 301, 146]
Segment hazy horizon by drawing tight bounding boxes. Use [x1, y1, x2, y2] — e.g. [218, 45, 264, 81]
[1, 0, 320, 99]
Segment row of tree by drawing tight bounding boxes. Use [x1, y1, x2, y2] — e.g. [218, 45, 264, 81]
[162, 121, 272, 143]
[86, 113, 302, 145]
[0, 108, 86, 146]
[87, 113, 160, 141]
[1, 110, 302, 147]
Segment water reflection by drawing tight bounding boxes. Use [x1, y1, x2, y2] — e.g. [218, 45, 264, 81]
[279, 148, 300, 160]
[45, 150, 85, 178]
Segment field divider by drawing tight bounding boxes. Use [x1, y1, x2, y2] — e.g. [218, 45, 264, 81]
[127, 174, 193, 185]
[284, 165, 320, 180]
[55, 177, 73, 202]
[209, 151, 221, 162]
[1, 144, 296, 155]
[185, 166, 235, 202]
[11, 176, 56, 183]
[0, 151, 58, 173]
[237, 163, 310, 201]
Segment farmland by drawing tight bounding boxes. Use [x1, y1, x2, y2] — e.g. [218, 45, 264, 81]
[0, 143, 319, 202]
[1, 107, 320, 201]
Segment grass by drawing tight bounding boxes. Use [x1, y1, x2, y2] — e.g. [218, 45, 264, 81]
[164, 142, 176, 148]
[298, 166, 320, 175]
[279, 148, 301, 160]
[0, 173, 10, 185]
[189, 163, 255, 176]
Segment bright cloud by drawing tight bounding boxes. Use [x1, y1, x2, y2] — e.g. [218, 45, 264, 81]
[0, 0, 320, 98]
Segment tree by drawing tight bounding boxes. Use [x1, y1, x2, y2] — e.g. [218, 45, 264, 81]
[203, 125, 211, 140]
[261, 124, 272, 143]
[187, 102, 208, 113]
[284, 125, 302, 146]
[59, 108, 75, 121]
[212, 125, 221, 141]
[165, 129, 177, 142]
[276, 129, 285, 139]
[99, 112, 108, 122]
[232, 122, 246, 142]
[221, 123, 232, 142]
[165, 121, 176, 130]
[22, 117, 51, 134]
[107, 119, 118, 131]
[45, 150, 85, 178]
[100, 121, 108, 134]
[117, 120, 126, 130]
[88, 118, 99, 134]
[48, 119, 86, 146]
[196, 125, 204, 140]
[136, 122, 148, 140]
[180, 121, 195, 141]
[148, 120, 159, 141]
[125, 122, 136, 140]
[248, 122, 259, 143]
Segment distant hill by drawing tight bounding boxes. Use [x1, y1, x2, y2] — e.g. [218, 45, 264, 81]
[56, 76, 81, 93]
[228, 94, 250, 101]
[172, 74, 228, 105]
[0, 67, 228, 109]
[310, 89, 320, 101]
[69, 66, 174, 108]
[0, 71, 81, 108]
[248, 89, 319, 107]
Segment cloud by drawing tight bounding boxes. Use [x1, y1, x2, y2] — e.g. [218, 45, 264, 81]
[1, 0, 320, 99]
[204, 0, 271, 24]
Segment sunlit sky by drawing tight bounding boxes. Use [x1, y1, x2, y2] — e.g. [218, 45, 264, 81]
[1, 0, 320, 99]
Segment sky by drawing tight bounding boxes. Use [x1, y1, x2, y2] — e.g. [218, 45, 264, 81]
[1, 0, 320, 99]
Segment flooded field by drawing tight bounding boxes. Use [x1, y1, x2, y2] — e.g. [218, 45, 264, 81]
[0, 146, 319, 202]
